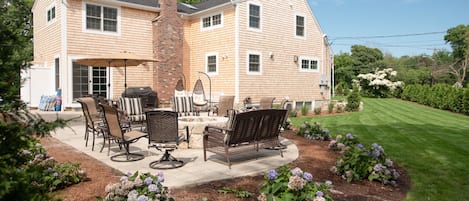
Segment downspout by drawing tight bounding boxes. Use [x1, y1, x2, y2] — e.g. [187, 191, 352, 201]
[61, 0, 68, 111]
[233, 1, 240, 104]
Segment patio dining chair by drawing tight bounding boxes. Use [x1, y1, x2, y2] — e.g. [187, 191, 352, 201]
[118, 97, 146, 130]
[77, 97, 104, 151]
[259, 97, 276, 109]
[146, 110, 189, 169]
[215, 95, 235, 117]
[100, 104, 147, 162]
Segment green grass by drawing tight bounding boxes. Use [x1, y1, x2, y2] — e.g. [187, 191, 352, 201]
[291, 98, 469, 201]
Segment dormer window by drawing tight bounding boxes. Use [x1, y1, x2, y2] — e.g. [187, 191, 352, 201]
[201, 13, 223, 30]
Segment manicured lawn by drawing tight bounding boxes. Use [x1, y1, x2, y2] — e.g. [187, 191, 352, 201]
[291, 98, 469, 201]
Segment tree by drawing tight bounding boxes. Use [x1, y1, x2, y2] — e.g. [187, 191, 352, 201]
[333, 53, 354, 93]
[1, 1, 67, 199]
[350, 45, 385, 74]
[444, 24, 469, 87]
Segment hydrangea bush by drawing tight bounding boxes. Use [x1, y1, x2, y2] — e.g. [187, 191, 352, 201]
[297, 121, 332, 141]
[101, 171, 174, 201]
[328, 133, 360, 153]
[356, 68, 404, 98]
[18, 140, 87, 192]
[330, 142, 400, 186]
[258, 165, 333, 201]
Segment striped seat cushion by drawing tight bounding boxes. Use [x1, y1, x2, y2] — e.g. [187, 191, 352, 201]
[119, 97, 146, 121]
[173, 96, 194, 116]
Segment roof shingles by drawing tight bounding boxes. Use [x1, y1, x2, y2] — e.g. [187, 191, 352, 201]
[116, 0, 231, 14]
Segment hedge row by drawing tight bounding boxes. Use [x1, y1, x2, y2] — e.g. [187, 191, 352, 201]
[401, 84, 469, 115]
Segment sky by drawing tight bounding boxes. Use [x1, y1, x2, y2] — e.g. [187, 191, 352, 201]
[307, 0, 469, 57]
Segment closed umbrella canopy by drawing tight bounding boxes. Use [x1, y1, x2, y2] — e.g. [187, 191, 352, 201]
[74, 51, 158, 95]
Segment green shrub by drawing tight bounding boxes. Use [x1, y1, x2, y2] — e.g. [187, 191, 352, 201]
[331, 143, 400, 186]
[289, 110, 298, 117]
[297, 121, 331, 141]
[100, 171, 173, 201]
[328, 102, 334, 113]
[336, 104, 344, 113]
[345, 85, 361, 112]
[300, 105, 310, 116]
[258, 165, 333, 201]
[464, 88, 469, 115]
[314, 107, 322, 115]
[402, 84, 467, 114]
[328, 133, 360, 153]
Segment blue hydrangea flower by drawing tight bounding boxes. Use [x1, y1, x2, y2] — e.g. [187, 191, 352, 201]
[148, 184, 159, 192]
[290, 167, 303, 176]
[144, 177, 153, 185]
[385, 159, 393, 167]
[120, 176, 128, 182]
[373, 163, 383, 172]
[157, 175, 164, 183]
[267, 169, 278, 180]
[316, 191, 324, 197]
[136, 195, 149, 201]
[325, 180, 332, 186]
[357, 144, 365, 150]
[53, 172, 59, 177]
[346, 133, 353, 139]
[303, 172, 313, 182]
[371, 150, 381, 158]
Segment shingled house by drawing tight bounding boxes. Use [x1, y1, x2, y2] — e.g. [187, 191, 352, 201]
[25, 0, 332, 110]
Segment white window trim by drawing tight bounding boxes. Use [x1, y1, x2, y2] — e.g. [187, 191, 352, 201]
[246, 51, 262, 75]
[46, 3, 57, 25]
[205, 52, 219, 75]
[294, 13, 306, 39]
[247, 2, 262, 32]
[200, 12, 224, 31]
[299, 56, 320, 72]
[82, 2, 121, 36]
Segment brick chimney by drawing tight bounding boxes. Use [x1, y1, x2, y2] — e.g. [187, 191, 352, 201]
[153, 0, 183, 105]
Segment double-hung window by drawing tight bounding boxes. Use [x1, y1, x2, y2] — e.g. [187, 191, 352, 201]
[206, 53, 218, 74]
[248, 4, 261, 30]
[300, 57, 319, 72]
[296, 15, 305, 37]
[46, 4, 56, 23]
[201, 13, 223, 30]
[247, 51, 262, 75]
[85, 3, 118, 33]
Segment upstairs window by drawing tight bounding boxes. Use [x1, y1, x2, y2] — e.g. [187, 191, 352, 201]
[300, 57, 319, 72]
[85, 3, 118, 33]
[47, 4, 56, 23]
[201, 13, 223, 30]
[248, 4, 260, 29]
[296, 15, 305, 37]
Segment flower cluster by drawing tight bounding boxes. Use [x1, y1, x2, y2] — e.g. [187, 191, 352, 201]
[17, 140, 87, 192]
[258, 165, 333, 201]
[102, 171, 173, 201]
[356, 68, 404, 98]
[328, 133, 360, 153]
[331, 142, 400, 186]
[297, 121, 332, 141]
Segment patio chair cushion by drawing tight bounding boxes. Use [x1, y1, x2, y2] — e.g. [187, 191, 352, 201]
[173, 95, 194, 115]
[119, 97, 146, 122]
[223, 109, 238, 143]
[193, 93, 208, 106]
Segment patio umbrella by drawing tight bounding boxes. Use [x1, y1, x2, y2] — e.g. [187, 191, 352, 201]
[74, 51, 158, 96]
